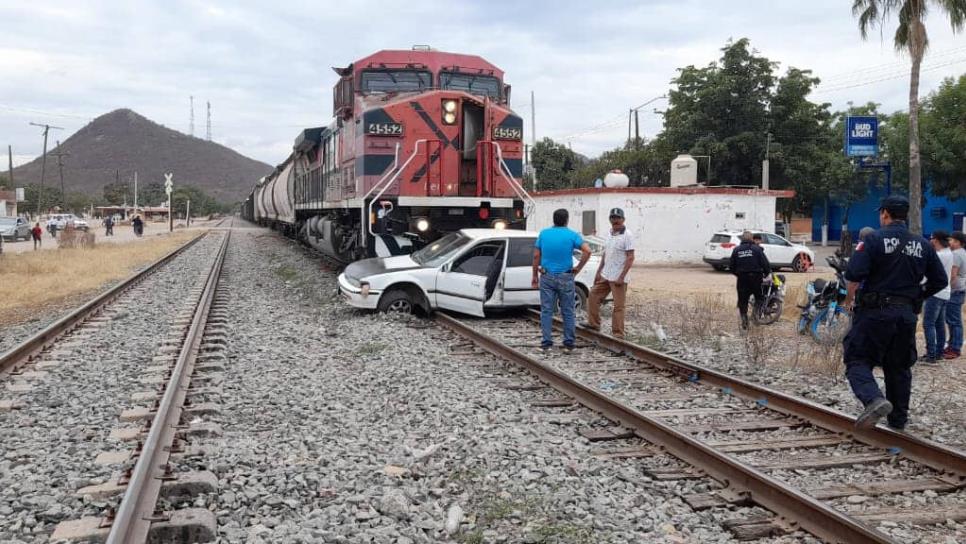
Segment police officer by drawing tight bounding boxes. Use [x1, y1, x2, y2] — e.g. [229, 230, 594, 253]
[730, 231, 771, 329]
[843, 195, 947, 430]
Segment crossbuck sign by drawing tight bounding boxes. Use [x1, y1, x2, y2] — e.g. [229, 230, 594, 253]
[164, 173, 173, 195]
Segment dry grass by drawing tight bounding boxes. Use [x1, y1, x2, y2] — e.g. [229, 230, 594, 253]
[0, 231, 197, 325]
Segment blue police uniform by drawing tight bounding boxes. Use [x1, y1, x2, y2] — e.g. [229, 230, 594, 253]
[843, 215, 947, 429]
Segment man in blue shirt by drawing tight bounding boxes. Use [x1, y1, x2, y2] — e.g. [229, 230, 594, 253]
[532, 209, 591, 352]
[843, 195, 947, 430]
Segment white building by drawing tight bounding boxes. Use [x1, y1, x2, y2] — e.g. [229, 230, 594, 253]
[0, 190, 16, 217]
[528, 186, 794, 263]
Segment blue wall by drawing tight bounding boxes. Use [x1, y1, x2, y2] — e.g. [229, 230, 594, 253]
[812, 182, 966, 241]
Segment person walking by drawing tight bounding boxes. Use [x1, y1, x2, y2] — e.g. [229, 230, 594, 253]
[729, 231, 771, 330]
[842, 195, 947, 430]
[132, 215, 144, 237]
[31, 223, 42, 250]
[532, 209, 591, 353]
[103, 215, 114, 236]
[921, 230, 954, 364]
[944, 231, 966, 359]
[585, 208, 635, 338]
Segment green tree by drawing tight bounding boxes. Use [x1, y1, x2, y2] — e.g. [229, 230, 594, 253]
[663, 38, 777, 184]
[921, 75, 966, 197]
[853, 0, 966, 234]
[102, 181, 130, 205]
[532, 137, 580, 190]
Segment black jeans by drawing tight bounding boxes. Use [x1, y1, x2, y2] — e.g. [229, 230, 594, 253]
[736, 273, 763, 317]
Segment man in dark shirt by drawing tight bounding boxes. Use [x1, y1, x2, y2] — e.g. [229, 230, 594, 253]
[730, 231, 771, 330]
[843, 195, 948, 430]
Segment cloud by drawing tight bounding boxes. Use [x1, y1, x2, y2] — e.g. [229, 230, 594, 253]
[2, 0, 964, 171]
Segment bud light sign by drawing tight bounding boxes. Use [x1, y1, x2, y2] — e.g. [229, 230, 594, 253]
[845, 116, 878, 157]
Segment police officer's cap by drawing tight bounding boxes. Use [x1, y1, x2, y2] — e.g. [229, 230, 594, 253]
[878, 195, 910, 214]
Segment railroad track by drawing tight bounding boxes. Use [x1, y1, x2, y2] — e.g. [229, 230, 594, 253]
[435, 311, 966, 544]
[0, 230, 208, 379]
[46, 229, 231, 542]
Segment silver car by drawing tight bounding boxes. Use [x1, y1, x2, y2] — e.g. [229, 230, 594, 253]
[0, 217, 32, 241]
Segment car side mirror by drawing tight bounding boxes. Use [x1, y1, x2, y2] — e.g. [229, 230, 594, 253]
[441, 263, 450, 273]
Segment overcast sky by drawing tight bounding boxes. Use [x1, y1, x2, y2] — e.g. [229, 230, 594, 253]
[2, 0, 965, 171]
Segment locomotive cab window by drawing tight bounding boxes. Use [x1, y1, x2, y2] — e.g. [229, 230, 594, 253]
[439, 72, 501, 99]
[360, 70, 432, 94]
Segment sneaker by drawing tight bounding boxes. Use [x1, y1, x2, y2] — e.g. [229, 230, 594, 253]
[540, 345, 553, 354]
[855, 397, 893, 429]
[918, 356, 939, 365]
[562, 345, 575, 354]
[943, 350, 960, 360]
[887, 422, 906, 432]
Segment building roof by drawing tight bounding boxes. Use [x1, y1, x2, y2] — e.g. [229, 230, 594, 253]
[532, 186, 795, 198]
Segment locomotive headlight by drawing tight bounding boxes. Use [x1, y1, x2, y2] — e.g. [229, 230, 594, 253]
[443, 99, 457, 113]
[443, 112, 457, 125]
[416, 218, 430, 232]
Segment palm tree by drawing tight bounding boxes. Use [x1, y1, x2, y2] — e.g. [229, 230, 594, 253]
[853, 0, 966, 234]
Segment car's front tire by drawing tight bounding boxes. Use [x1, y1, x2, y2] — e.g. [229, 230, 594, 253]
[378, 289, 416, 314]
[792, 253, 810, 273]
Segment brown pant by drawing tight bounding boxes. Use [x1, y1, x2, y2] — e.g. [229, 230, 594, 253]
[588, 279, 627, 338]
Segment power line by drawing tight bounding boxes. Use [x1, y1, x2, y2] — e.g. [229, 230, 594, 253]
[206, 101, 211, 141]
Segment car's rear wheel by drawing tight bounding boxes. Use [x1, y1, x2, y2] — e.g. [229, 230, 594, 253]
[712, 265, 727, 272]
[378, 289, 415, 314]
[792, 253, 810, 273]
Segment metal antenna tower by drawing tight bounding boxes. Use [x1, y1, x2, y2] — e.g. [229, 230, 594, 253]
[190, 96, 195, 136]
[206, 101, 211, 141]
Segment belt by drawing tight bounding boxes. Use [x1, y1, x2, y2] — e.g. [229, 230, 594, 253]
[540, 268, 574, 275]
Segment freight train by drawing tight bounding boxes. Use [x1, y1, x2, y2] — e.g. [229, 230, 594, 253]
[241, 47, 534, 262]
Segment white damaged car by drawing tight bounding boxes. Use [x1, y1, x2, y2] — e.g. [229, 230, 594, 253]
[338, 229, 602, 317]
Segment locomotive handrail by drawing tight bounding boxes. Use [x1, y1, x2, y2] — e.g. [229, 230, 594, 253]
[365, 139, 431, 241]
[494, 142, 536, 217]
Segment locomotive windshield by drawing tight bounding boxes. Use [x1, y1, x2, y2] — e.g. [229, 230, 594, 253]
[360, 70, 432, 94]
[439, 72, 501, 99]
[411, 232, 472, 267]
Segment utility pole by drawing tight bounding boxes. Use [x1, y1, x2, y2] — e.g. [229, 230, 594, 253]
[7, 145, 13, 188]
[165, 173, 174, 233]
[190, 96, 195, 136]
[185, 199, 190, 228]
[206, 101, 211, 141]
[634, 110, 640, 146]
[29, 122, 63, 216]
[49, 141, 70, 210]
[627, 109, 632, 145]
[762, 132, 772, 190]
[627, 95, 667, 148]
[133, 171, 138, 210]
[530, 91, 538, 190]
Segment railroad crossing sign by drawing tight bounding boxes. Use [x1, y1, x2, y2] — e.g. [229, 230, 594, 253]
[164, 173, 173, 195]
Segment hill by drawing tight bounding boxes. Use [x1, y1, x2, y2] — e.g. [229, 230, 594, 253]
[13, 109, 272, 204]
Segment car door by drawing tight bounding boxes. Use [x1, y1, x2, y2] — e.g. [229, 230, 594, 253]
[435, 240, 507, 317]
[503, 237, 539, 306]
[765, 233, 794, 265]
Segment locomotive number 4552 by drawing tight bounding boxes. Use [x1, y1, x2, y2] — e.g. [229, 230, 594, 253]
[366, 122, 403, 136]
[493, 126, 522, 140]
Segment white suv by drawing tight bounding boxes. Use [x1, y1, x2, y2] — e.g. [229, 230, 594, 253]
[47, 213, 89, 231]
[703, 230, 814, 272]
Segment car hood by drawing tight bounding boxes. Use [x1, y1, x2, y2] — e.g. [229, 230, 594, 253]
[344, 255, 422, 281]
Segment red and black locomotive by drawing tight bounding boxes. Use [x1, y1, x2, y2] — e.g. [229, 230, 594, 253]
[243, 47, 532, 262]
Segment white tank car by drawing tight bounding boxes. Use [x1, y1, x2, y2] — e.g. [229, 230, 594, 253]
[267, 162, 296, 224]
[254, 177, 269, 221]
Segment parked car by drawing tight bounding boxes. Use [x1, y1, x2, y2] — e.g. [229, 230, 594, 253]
[0, 216, 32, 241]
[703, 230, 815, 272]
[338, 229, 602, 317]
[47, 213, 89, 231]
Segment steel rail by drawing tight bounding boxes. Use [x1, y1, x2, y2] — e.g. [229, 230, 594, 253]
[106, 230, 230, 544]
[529, 311, 966, 479]
[0, 231, 208, 376]
[436, 312, 900, 544]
